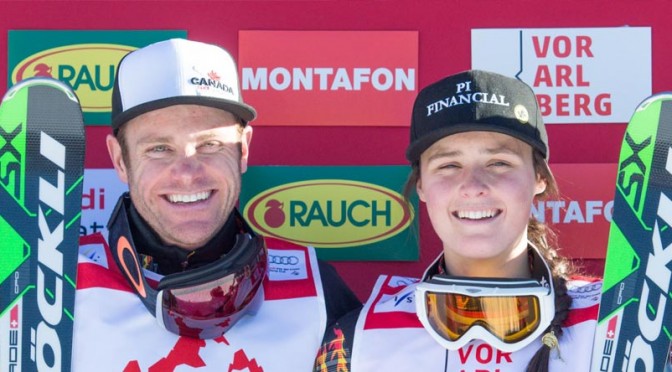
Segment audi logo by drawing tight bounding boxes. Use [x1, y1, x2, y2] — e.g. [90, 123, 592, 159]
[269, 255, 300, 265]
[569, 282, 602, 294]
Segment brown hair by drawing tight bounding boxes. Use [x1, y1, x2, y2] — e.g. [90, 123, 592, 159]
[525, 150, 574, 372]
[404, 149, 575, 372]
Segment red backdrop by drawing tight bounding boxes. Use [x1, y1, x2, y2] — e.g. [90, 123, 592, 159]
[2, 0, 671, 300]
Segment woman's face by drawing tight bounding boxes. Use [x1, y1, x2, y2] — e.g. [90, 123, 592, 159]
[417, 131, 546, 272]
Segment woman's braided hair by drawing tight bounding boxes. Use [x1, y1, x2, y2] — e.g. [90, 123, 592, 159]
[525, 150, 575, 372]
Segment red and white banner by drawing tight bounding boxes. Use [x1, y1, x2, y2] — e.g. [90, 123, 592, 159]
[239, 31, 418, 126]
[472, 27, 651, 124]
[80, 164, 616, 260]
[536, 163, 616, 259]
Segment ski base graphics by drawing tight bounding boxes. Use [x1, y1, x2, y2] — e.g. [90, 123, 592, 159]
[591, 93, 672, 372]
[0, 78, 85, 372]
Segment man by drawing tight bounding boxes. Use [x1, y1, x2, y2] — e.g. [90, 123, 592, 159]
[72, 38, 360, 371]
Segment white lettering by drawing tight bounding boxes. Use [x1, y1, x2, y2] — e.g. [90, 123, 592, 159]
[637, 280, 665, 341]
[242, 67, 267, 90]
[353, 68, 370, 90]
[624, 336, 654, 371]
[395, 68, 414, 91]
[39, 132, 65, 214]
[269, 67, 291, 90]
[36, 263, 63, 326]
[456, 81, 471, 93]
[35, 322, 61, 371]
[293, 67, 312, 90]
[564, 200, 584, 223]
[604, 200, 614, 221]
[372, 68, 393, 91]
[426, 92, 509, 117]
[241, 67, 416, 91]
[332, 68, 352, 90]
[648, 206, 672, 293]
[314, 68, 333, 90]
[531, 200, 614, 224]
[32, 132, 66, 371]
[585, 200, 602, 223]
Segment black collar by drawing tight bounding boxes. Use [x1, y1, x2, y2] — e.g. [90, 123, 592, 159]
[118, 193, 242, 274]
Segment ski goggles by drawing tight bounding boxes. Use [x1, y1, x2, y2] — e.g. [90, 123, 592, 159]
[108, 194, 267, 339]
[415, 248, 555, 352]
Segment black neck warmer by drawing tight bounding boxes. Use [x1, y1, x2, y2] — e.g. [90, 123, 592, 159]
[126, 200, 239, 275]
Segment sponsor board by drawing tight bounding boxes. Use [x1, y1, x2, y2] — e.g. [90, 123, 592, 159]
[239, 31, 418, 126]
[79, 169, 128, 238]
[267, 249, 308, 281]
[76, 164, 615, 261]
[471, 27, 651, 124]
[240, 166, 418, 261]
[539, 163, 617, 259]
[8, 30, 187, 125]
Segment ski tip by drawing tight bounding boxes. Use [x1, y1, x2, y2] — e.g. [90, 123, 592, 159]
[635, 91, 672, 111]
[3, 77, 81, 105]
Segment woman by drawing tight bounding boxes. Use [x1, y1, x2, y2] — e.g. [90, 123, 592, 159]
[314, 70, 601, 372]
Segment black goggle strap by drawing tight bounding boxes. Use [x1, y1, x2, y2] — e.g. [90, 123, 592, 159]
[420, 252, 444, 282]
[107, 193, 160, 317]
[528, 243, 554, 297]
[420, 243, 555, 294]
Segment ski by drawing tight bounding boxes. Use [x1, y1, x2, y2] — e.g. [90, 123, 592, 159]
[0, 78, 85, 372]
[591, 93, 672, 371]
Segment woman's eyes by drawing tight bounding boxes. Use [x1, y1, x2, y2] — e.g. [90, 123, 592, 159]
[489, 161, 511, 167]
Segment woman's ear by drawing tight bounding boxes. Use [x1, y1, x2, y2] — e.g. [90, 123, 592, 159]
[534, 175, 547, 196]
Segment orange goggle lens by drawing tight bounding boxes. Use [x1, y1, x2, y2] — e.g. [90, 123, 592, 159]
[424, 292, 542, 344]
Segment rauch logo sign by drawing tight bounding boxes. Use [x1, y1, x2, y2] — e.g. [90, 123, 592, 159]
[11, 43, 135, 113]
[243, 180, 414, 248]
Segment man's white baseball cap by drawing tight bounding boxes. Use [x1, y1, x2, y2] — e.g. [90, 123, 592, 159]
[111, 38, 256, 133]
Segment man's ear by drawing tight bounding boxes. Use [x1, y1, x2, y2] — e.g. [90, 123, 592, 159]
[240, 125, 253, 174]
[106, 134, 129, 184]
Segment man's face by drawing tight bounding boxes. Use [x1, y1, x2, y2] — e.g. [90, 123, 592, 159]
[107, 104, 252, 250]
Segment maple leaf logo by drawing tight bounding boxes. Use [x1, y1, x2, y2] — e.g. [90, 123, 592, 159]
[228, 349, 263, 372]
[208, 70, 221, 81]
